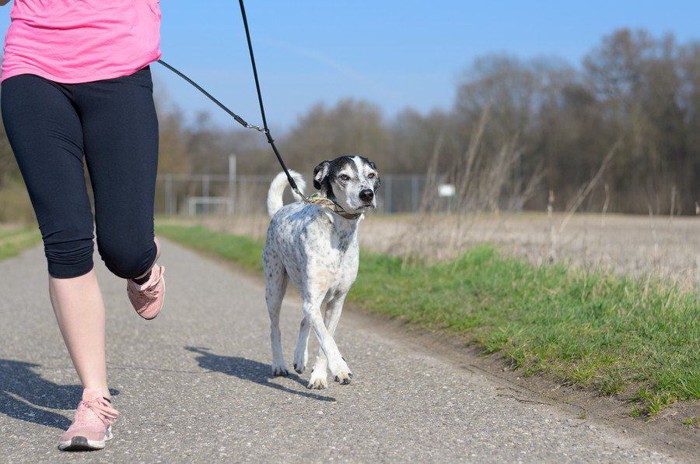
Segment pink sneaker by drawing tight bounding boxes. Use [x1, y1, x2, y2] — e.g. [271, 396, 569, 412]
[58, 388, 119, 451]
[127, 263, 165, 320]
[127, 238, 165, 320]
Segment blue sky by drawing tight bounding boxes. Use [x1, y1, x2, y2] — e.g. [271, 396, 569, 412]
[2, 1, 700, 131]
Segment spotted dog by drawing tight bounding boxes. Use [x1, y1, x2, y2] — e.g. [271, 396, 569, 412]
[263, 155, 380, 389]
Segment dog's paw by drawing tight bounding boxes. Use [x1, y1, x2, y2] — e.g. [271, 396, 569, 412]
[307, 374, 328, 390]
[271, 365, 289, 377]
[293, 345, 308, 374]
[329, 358, 353, 385]
[334, 370, 353, 385]
[293, 362, 306, 374]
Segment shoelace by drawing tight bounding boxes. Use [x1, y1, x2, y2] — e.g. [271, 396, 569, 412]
[80, 397, 119, 427]
[142, 286, 159, 298]
[130, 267, 163, 297]
[143, 267, 164, 297]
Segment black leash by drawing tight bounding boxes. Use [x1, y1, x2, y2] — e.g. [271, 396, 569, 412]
[236, 0, 303, 197]
[156, 1, 362, 219]
[157, 0, 303, 198]
[156, 59, 261, 132]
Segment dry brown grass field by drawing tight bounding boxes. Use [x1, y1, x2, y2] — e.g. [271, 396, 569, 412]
[184, 212, 700, 291]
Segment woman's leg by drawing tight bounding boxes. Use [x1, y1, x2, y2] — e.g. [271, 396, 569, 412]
[49, 271, 109, 398]
[75, 66, 165, 320]
[1, 75, 110, 398]
[76, 66, 160, 280]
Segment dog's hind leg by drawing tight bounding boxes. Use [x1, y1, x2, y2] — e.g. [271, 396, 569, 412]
[307, 293, 350, 389]
[293, 317, 310, 374]
[264, 253, 289, 376]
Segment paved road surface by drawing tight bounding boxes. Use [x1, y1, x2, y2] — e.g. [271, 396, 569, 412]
[0, 240, 679, 463]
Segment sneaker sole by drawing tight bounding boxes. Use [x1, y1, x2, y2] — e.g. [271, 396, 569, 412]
[58, 427, 112, 451]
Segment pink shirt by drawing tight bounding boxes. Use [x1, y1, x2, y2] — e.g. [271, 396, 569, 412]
[1, 0, 162, 83]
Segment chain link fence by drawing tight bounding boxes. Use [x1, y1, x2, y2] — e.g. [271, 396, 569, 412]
[155, 173, 431, 216]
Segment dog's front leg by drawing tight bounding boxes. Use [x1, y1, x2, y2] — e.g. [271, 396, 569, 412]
[308, 294, 350, 389]
[304, 299, 351, 389]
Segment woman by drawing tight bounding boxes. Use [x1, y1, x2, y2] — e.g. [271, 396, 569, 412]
[1, 0, 165, 451]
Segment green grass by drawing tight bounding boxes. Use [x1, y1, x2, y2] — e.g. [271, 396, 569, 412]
[157, 224, 700, 417]
[158, 224, 265, 272]
[0, 226, 41, 260]
[681, 416, 699, 428]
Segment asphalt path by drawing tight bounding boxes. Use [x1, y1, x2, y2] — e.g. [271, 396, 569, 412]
[0, 240, 679, 463]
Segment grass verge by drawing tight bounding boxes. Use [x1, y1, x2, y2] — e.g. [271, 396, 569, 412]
[0, 226, 41, 261]
[157, 224, 699, 417]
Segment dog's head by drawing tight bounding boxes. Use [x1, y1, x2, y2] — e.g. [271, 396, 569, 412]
[313, 156, 381, 214]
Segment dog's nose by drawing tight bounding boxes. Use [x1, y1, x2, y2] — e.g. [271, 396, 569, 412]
[360, 189, 374, 202]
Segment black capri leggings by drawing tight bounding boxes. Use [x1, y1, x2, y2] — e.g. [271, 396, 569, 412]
[1, 67, 159, 279]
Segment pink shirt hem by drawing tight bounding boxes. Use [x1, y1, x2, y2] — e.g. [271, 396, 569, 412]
[0, 51, 162, 84]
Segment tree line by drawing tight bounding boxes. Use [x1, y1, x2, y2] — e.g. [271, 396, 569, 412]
[2, 28, 700, 216]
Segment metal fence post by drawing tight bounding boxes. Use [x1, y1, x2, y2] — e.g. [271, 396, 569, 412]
[203, 175, 210, 215]
[165, 174, 174, 215]
[411, 175, 419, 212]
[228, 154, 236, 216]
[385, 176, 392, 214]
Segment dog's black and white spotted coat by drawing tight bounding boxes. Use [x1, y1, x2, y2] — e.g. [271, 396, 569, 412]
[263, 156, 380, 389]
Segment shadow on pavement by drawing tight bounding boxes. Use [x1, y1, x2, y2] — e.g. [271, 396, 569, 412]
[185, 346, 336, 402]
[0, 358, 118, 430]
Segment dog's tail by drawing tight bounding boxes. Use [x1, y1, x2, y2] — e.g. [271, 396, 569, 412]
[267, 170, 306, 217]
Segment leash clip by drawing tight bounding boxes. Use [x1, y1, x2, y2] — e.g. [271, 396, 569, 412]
[246, 123, 265, 132]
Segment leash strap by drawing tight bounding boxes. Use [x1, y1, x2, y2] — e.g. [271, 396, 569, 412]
[237, 0, 303, 198]
[156, 1, 302, 198]
[157, 2, 362, 218]
[157, 58, 359, 218]
[157, 59, 262, 131]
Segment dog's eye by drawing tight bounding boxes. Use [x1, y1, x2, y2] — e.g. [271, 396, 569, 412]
[368, 173, 376, 179]
[339, 174, 351, 181]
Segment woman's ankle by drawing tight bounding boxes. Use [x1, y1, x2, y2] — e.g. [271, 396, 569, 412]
[83, 385, 111, 400]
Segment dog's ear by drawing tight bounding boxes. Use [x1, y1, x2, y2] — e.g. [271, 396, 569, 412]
[313, 160, 331, 190]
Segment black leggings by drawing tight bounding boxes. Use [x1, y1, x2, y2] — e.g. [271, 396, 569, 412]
[1, 67, 159, 279]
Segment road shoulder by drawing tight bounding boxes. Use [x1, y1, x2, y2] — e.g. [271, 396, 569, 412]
[205, 245, 699, 463]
